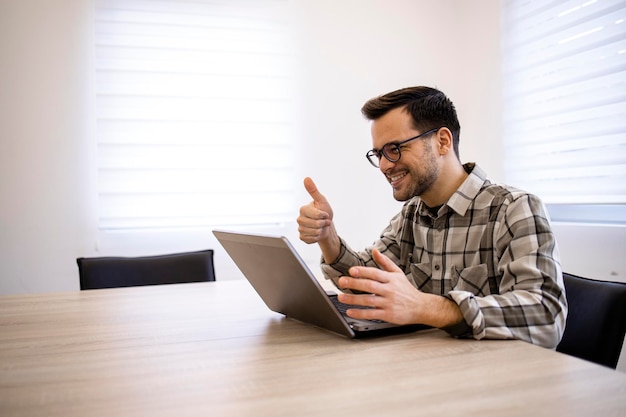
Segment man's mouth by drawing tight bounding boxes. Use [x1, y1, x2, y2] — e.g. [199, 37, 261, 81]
[387, 171, 407, 187]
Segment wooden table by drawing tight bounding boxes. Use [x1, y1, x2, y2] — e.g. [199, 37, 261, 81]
[1, 280, 625, 417]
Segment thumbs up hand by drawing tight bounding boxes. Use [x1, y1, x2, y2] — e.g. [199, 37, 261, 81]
[297, 177, 334, 244]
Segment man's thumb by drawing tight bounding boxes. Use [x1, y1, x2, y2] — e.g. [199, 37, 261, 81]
[372, 248, 402, 273]
[303, 177, 327, 204]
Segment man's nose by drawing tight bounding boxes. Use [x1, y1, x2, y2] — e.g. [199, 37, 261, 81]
[379, 156, 395, 172]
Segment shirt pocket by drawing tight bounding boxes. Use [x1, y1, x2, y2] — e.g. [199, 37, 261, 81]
[451, 264, 490, 296]
[409, 262, 433, 293]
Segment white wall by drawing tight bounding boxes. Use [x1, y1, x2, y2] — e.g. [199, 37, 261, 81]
[1, 0, 625, 290]
[0, 0, 96, 294]
[0, 0, 495, 293]
[291, 0, 505, 258]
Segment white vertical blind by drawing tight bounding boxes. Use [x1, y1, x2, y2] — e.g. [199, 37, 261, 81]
[501, 0, 626, 205]
[94, 0, 294, 230]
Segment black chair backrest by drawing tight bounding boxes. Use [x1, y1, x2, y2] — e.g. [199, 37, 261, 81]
[77, 249, 216, 290]
[556, 272, 626, 369]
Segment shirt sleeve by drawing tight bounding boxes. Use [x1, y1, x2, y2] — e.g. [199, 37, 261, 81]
[447, 193, 567, 349]
[320, 209, 407, 290]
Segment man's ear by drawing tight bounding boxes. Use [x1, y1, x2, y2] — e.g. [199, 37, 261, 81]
[436, 127, 454, 156]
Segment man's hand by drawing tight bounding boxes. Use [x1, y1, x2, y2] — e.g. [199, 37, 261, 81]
[297, 177, 342, 263]
[337, 249, 464, 328]
[297, 177, 334, 243]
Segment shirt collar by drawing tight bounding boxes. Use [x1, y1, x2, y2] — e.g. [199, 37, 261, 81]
[417, 162, 486, 218]
[446, 163, 486, 216]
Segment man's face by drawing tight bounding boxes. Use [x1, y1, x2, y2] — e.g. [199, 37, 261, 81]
[371, 107, 439, 202]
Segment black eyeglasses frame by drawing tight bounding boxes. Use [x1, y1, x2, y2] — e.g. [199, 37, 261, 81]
[365, 127, 442, 168]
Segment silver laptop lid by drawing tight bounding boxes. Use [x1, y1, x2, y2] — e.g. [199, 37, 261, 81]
[213, 230, 356, 337]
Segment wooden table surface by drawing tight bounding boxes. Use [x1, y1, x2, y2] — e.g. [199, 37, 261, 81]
[1, 280, 625, 417]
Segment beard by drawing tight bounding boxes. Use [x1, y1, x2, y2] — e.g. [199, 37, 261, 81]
[390, 143, 439, 202]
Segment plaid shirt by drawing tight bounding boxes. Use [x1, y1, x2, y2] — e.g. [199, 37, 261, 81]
[321, 163, 567, 348]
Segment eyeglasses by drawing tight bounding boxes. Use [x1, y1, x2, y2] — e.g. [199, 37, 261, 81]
[365, 127, 441, 168]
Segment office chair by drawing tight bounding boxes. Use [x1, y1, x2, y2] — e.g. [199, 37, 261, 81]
[77, 249, 216, 290]
[556, 272, 626, 369]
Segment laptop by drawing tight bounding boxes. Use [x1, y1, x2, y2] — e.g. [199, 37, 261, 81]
[213, 230, 428, 338]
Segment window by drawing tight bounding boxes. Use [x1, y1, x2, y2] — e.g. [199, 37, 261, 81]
[93, 0, 294, 231]
[501, 0, 626, 224]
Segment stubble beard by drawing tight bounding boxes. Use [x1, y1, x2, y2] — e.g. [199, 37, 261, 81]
[392, 146, 439, 202]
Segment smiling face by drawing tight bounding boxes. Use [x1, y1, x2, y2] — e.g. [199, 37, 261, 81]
[371, 107, 440, 202]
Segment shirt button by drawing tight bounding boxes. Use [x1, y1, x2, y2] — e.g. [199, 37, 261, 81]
[434, 264, 441, 271]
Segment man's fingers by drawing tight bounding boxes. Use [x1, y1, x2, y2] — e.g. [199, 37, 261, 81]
[345, 250, 400, 284]
[299, 203, 328, 221]
[298, 220, 326, 239]
[338, 292, 381, 307]
[338, 275, 382, 293]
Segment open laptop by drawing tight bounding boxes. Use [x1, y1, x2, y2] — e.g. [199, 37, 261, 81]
[213, 230, 428, 338]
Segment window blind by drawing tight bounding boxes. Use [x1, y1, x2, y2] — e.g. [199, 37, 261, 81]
[94, 0, 294, 230]
[501, 0, 626, 205]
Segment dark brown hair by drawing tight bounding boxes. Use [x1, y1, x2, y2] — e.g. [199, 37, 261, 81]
[361, 86, 461, 158]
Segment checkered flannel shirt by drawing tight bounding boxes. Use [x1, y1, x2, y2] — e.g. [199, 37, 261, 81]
[321, 163, 568, 348]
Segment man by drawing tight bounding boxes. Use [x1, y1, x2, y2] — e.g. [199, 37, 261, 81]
[297, 86, 567, 348]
